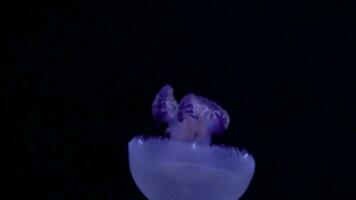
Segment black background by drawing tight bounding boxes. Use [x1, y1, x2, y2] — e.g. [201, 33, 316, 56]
[4, 0, 355, 199]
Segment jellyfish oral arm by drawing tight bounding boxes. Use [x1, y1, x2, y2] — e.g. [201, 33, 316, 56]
[152, 85, 230, 145]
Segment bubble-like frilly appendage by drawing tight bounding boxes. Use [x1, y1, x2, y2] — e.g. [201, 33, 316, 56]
[129, 85, 255, 200]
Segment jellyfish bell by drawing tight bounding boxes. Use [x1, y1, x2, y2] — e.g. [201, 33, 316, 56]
[128, 85, 255, 200]
[129, 137, 255, 200]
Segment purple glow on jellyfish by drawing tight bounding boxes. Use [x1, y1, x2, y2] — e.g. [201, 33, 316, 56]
[129, 85, 255, 200]
[152, 85, 230, 144]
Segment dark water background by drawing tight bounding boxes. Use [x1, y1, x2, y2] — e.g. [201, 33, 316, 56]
[4, 0, 355, 199]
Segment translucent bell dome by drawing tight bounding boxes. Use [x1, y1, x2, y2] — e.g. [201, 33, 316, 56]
[129, 137, 255, 200]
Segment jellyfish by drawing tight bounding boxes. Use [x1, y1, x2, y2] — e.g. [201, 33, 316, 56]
[128, 85, 255, 200]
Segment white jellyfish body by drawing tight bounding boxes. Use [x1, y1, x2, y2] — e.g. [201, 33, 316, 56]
[128, 85, 255, 200]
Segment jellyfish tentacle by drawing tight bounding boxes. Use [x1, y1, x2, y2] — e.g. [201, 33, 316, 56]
[177, 93, 200, 121]
[178, 94, 230, 143]
[195, 95, 230, 132]
[152, 85, 230, 144]
[152, 84, 179, 124]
